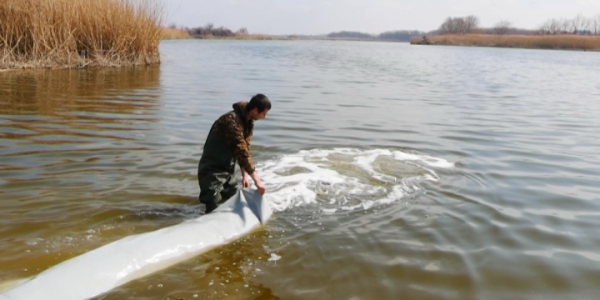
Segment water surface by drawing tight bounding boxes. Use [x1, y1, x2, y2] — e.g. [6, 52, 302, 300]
[1, 40, 600, 300]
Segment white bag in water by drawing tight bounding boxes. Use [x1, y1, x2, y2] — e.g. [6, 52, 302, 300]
[0, 189, 271, 300]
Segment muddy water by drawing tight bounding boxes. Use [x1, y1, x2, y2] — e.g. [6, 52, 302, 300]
[1, 40, 600, 300]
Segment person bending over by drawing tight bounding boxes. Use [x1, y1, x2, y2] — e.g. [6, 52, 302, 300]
[197, 94, 271, 213]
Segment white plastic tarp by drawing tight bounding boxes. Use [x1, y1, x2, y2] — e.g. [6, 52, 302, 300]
[0, 189, 271, 300]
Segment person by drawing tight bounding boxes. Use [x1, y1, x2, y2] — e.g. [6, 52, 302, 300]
[197, 94, 271, 213]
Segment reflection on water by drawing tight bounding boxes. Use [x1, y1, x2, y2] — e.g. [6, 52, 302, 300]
[0, 66, 188, 284]
[0, 67, 160, 115]
[2, 40, 600, 300]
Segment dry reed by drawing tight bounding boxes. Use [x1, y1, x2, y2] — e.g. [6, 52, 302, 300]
[0, 0, 163, 69]
[160, 28, 190, 40]
[411, 34, 600, 51]
[233, 34, 274, 40]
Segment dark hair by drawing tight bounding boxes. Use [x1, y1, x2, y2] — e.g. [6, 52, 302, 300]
[247, 94, 272, 113]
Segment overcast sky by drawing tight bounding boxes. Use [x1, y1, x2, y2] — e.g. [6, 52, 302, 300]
[163, 0, 600, 35]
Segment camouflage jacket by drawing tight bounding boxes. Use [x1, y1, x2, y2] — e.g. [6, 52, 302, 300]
[198, 101, 255, 175]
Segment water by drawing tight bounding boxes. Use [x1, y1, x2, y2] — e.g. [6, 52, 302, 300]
[1, 40, 600, 300]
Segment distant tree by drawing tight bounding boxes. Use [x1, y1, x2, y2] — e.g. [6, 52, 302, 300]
[581, 17, 592, 32]
[188, 23, 236, 38]
[438, 17, 455, 34]
[168, 22, 177, 29]
[212, 26, 234, 37]
[327, 31, 373, 39]
[539, 19, 562, 34]
[237, 27, 249, 35]
[558, 19, 569, 34]
[572, 14, 588, 33]
[494, 20, 512, 35]
[594, 15, 600, 35]
[538, 14, 600, 35]
[464, 15, 479, 33]
[439, 16, 479, 34]
[378, 30, 424, 41]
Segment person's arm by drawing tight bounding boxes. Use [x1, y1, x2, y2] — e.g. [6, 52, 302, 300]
[241, 164, 265, 194]
[213, 114, 256, 172]
[215, 114, 266, 194]
[248, 170, 266, 195]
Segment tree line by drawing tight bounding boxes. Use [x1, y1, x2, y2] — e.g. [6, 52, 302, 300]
[538, 14, 600, 35]
[438, 16, 479, 34]
[437, 14, 600, 35]
[169, 13, 600, 40]
[168, 23, 249, 38]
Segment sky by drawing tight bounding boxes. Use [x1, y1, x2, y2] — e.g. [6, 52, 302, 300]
[163, 0, 600, 35]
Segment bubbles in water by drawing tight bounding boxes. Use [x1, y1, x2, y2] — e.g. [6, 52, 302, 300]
[268, 253, 281, 262]
[25, 238, 44, 246]
[260, 148, 453, 212]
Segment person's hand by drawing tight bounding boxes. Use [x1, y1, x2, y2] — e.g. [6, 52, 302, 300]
[250, 171, 266, 195]
[256, 181, 266, 195]
[242, 176, 250, 188]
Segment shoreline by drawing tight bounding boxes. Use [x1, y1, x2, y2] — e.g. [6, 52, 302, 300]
[410, 34, 600, 51]
[163, 35, 413, 43]
[4, 34, 597, 72]
[163, 34, 600, 52]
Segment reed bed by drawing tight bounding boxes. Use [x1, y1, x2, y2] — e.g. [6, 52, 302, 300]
[160, 28, 190, 40]
[411, 34, 600, 51]
[225, 34, 275, 40]
[0, 0, 163, 69]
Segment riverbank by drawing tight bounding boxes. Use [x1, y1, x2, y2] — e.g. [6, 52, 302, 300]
[192, 34, 278, 40]
[410, 34, 600, 51]
[159, 31, 286, 41]
[0, 0, 162, 70]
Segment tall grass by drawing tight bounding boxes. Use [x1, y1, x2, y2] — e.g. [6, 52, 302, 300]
[0, 0, 163, 69]
[411, 34, 600, 51]
[160, 28, 190, 40]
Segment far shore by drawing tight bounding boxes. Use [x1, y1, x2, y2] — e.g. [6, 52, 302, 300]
[160, 30, 600, 53]
[410, 34, 600, 51]
[5, 30, 598, 72]
[160, 31, 412, 43]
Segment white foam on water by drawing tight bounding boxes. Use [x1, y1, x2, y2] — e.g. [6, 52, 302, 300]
[260, 148, 454, 213]
[268, 253, 281, 262]
[391, 150, 455, 169]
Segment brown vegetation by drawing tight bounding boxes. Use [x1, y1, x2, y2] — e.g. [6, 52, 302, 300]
[411, 34, 600, 51]
[160, 28, 190, 40]
[230, 34, 275, 40]
[0, 0, 163, 70]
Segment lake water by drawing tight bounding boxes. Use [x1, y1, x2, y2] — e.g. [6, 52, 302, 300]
[1, 40, 600, 300]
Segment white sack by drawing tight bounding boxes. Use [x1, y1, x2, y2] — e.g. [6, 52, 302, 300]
[0, 189, 271, 300]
